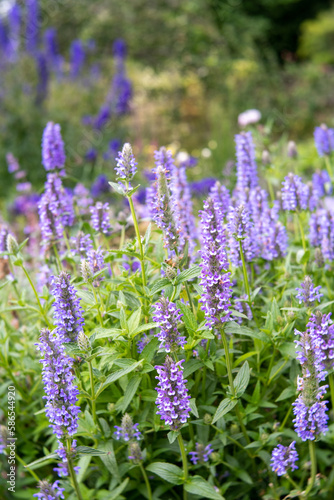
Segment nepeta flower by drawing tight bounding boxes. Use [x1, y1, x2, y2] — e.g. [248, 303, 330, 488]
[6, 153, 19, 173]
[115, 143, 137, 188]
[153, 297, 186, 352]
[44, 173, 75, 227]
[189, 443, 213, 465]
[314, 124, 334, 157]
[0, 227, 9, 253]
[234, 295, 253, 324]
[51, 272, 85, 342]
[270, 442, 298, 476]
[42, 122, 66, 175]
[70, 231, 93, 257]
[26, 0, 39, 54]
[38, 192, 63, 253]
[281, 173, 309, 211]
[296, 277, 323, 307]
[155, 356, 191, 430]
[34, 480, 65, 500]
[235, 131, 258, 197]
[199, 198, 232, 328]
[128, 442, 143, 462]
[73, 183, 93, 215]
[227, 204, 258, 266]
[90, 202, 111, 234]
[313, 170, 332, 198]
[87, 247, 105, 287]
[308, 311, 334, 379]
[309, 209, 334, 262]
[70, 39, 85, 79]
[209, 181, 230, 219]
[36, 327, 80, 441]
[114, 414, 142, 441]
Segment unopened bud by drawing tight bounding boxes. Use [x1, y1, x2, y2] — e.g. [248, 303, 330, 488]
[81, 259, 93, 282]
[77, 331, 90, 352]
[203, 413, 212, 425]
[6, 234, 19, 255]
[287, 140, 298, 158]
[315, 248, 324, 268]
[165, 265, 177, 281]
[262, 150, 271, 165]
[230, 423, 239, 435]
[107, 403, 115, 413]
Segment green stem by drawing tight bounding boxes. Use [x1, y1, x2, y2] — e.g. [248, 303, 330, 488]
[139, 463, 153, 500]
[67, 439, 83, 500]
[22, 265, 51, 328]
[119, 225, 125, 250]
[239, 240, 251, 304]
[329, 373, 334, 420]
[184, 282, 195, 313]
[91, 285, 103, 327]
[202, 340, 211, 396]
[303, 441, 317, 497]
[177, 433, 188, 500]
[297, 213, 306, 252]
[17, 454, 40, 482]
[221, 327, 250, 444]
[127, 195, 147, 288]
[279, 405, 292, 432]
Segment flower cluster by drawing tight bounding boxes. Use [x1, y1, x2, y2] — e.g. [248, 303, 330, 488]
[114, 413, 142, 441]
[153, 297, 186, 352]
[227, 204, 257, 266]
[296, 276, 323, 307]
[41, 122, 66, 175]
[281, 173, 309, 211]
[33, 480, 65, 500]
[314, 124, 334, 157]
[155, 356, 191, 430]
[71, 231, 93, 257]
[38, 192, 63, 253]
[199, 198, 232, 328]
[235, 131, 258, 197]
[189, 443, 213, 465]
[309, 209, 334, 262]
[115, 143, 137, 188]
[51, 271, 85, 342]
[128, 442, 143, 463]
[87, 247, 105, 287]
[270, 442, 298, 476]
[209, 181, 231, 219]
[90, 202, 111, 234]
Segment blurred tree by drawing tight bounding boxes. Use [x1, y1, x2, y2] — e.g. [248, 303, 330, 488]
[298, 7, 334, 64]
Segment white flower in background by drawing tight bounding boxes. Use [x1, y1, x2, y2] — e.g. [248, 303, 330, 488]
[238, 109, 261, 127]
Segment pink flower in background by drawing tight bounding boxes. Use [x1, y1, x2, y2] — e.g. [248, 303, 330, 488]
[238, 109, 261, 127]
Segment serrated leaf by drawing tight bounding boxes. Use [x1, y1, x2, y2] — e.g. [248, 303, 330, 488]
[185, 476, 225, 500]
[98, 360, 142, 395]
[119, 375, 141, 413]
[127, 307, 141, 333]
[76, 446, 107, 456]
[149, 278, 171, 296]
[212, 398, 238, 424]
[146, 462, 184, 485]
[177, 301, 197, 334]
[174, 265, 201, 285]
[233, 361, 250, 397]
[167, 430, 179, 444]
[275, 386, 296, 402]
[140, 337, 159, 362]
[189, 398, 199, 418]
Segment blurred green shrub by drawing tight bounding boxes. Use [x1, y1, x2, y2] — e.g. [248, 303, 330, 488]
[299, 7, 334, 64]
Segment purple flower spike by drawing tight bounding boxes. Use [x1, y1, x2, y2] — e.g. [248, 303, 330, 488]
[70, 231, 93, 257]
[90, 202, 111, 234]
[209, 181, 231, 219]
[270, 441, 298, 476]
[235, 131, 258, 198]
[38, 192, 63, 253]
[292, 384, 329, 441]
[114, 413, 142, 441]
[155, 356, 191, 431]
[309, 209, 334, 262]
[189, 443, 213, 465]
[115, 143, 137, 188]
[34, 480, 65, 500]
[51, 271, 85, 343]
[128, 442, 143, 462]
[281, 173, 309, 211]
[153, 297, 186, 352]
[314, 124, 334, 157]
[42, 122, 66, 175]
[87, 247, 105, 287]
[296, 276, 323, 307]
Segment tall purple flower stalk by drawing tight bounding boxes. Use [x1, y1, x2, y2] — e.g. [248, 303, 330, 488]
[153, 297, 186, 352]
[296, 276, 323, 307]
[44, 173, 74, 227]
[270, 442, 298, 476]
[42, 122, 66, 175]
[36, 328, 80, 470]
[199, 198, 232, 328]
[35, 51, 49, 104]
[51, 271, 85, 342]
[70, 40, 85, 79]
[314, 124, 334, 157]
[281, 173, 309, 211]
[70, 231, 93, 257]
[26, 0, 39, 54]
[309, 209, 334, 262]
[155, 356, 191, 430]
[90, 202, 111, 234]
[87, 247, 105, 287]
[209, 181, 230, 219]
[38, 192, 63, 253]
[115, 143, 137, 190]
[235, 131, 258, 198]
[227, 204, 257, 267]
[8, 4, 21, 61]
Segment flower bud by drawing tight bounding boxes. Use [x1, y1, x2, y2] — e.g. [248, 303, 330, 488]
[108, 403, 115, 413]
[81, 259, 93, 282]
[77, 332, 90, 352]
[165, 265, 178, 282]
[287, 140, 298, 158]
[6, 234, 19, 255]
[262, 150, 271, 165]
[203, 413, 212, 425]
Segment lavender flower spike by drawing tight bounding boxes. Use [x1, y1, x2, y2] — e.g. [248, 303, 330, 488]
[270, 442, 298, 476]
[281, 173, 309, 211]
[90, 202, 111, 235]
[314, 124, 334, 157]
[155, 356, 191, 430]
[153, 297, 186, 352]
[296, 276, 323, 307]
[115, 143, 137, 188]
[114, 413, 142, 441]
[235, 131, 258, 196]
[42, 122, 66, 175]
[189, 443, 213, 465]
[51, 272, 85, 343]
[34, 480, 65, 500]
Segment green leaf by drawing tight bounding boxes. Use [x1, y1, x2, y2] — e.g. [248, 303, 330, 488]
[167, 430, 180, 444]
[98, 360, 142, 395]
[92, 328, 123, 340]
[177, 301, 197, 334]
[146, 462, 184, 485]
[127, 307, 142, 333]
[131, 322, 157, 338]
[174, 265, 201, 285]
[109, 181, 125, 195]
[143, 223, 152, 253]
[189, 398, 199, 418]
[183, 359, 203, 378]
[76, 446, 107, 456]
[25, 453, 58, 469]
[233, 361, 250, 397]
[109, 478, 130, 500]
[275, 386, 296, 402]
[185, 476, 225, 500]
[212, 398, 238, 424]
[119, 375, 141, 413]
[98, 440, 120, 482]
[76, 290, 95, 305]
[149, 278, 171, 296]
[225, 321, 269, 343]
[140, 337, 159, 362]
[76, 455, 92, 483]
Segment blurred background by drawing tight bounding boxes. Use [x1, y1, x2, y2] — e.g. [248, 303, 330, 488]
[1, 0, 334, 198]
